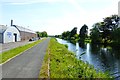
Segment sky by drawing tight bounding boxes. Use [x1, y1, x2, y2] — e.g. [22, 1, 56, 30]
[1, 0, 119, 35]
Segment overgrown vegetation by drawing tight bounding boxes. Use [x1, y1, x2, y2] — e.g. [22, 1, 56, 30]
[90, 15, 120, 45]
[40, 38, 112, 78]
[0, 39, 45, 64]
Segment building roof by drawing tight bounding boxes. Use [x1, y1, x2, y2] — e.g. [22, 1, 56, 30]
[13, 25, 36, 34]
[0, 25, 36, 34]
[0, 25, 7, 33]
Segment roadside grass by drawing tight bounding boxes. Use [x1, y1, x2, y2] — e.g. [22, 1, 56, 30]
[39, 38, 113, 79]
[39, 45, 49, 78]
[0, 39, 45, 64]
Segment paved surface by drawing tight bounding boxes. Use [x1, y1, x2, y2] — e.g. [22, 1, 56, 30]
[0, 38, 44, 53]
[0, 40, 35, 53]
[2, 38, 50, 78]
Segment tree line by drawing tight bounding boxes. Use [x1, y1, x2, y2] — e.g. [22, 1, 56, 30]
[55, 14, 120, 46]
[36, 31, 48, 38]
[55, 24, 88, 44]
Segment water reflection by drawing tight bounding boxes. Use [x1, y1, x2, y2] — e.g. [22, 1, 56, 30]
[79, 41, 86, 49]
[56, 38, 120, 78]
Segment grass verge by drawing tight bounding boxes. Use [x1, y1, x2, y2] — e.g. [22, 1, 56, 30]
[0, 39, 45, 64]
[39, 38, 113, 79]
[39, 44, 49, 78]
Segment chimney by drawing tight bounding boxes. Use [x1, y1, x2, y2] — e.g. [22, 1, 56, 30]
[11, 19, 13, 26]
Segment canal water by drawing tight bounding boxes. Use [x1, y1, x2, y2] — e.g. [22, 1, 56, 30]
[56, 38, 120, 79]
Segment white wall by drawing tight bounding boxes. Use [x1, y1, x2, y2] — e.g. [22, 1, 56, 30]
[3, 26, 21, 43]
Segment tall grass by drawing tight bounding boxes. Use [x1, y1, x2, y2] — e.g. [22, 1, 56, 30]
[43, 38, 112, 78]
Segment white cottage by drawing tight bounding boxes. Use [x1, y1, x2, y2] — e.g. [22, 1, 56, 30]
[0, 25, 21, 43]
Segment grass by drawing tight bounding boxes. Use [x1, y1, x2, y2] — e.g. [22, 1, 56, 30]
[0, 39, 46, 64]
[39, 38, 113, 79]
[39, 43, 49, 78]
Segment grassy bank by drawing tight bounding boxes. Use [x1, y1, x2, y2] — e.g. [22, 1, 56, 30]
[0, 39, 45, 64]
[39, 45, 49, 78]
[39, 38, 112, 79]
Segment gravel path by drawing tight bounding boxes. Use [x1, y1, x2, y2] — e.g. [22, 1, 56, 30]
[2, 38, 50, 78]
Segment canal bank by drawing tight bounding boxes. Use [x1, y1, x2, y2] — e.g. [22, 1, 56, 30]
[56, 38, 120, 79]
[40, 38, 111, 78]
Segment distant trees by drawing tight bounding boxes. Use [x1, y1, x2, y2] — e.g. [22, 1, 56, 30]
[55, 14, 120, 47]
[60, 26, 89, 44]
[56, 25, 89, 44]
[41, 31, 48, 37]
[36, 32, 42, 38]
[61, 27, 77, 40]
[55, 35, 62, 38]
[60, 27, 78, 44]
[36, 31, 48, 38]
[62, 31, 70, 40]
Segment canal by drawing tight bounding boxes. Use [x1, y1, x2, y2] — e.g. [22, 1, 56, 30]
[56, 38, 120, 79]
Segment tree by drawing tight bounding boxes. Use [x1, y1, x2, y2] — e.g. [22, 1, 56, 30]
[111, 27, 120, 44]
[70, 27, 77, 38]
[36, 31, 42, 38]
[60, 27, 78, 44]
[90, 15, 120, 44]
[79, 24, 88, 41]
[55, 35, 62, 38]
[41, 31, 48, 37]
[62, 31, 70, 40]
[90, 23, 102, 43]
[36, 31, 48, 38]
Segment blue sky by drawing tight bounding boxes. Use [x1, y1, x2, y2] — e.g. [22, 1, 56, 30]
[1, 0, 119, 35]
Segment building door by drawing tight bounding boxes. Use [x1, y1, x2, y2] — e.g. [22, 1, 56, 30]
[14, 33, 17, 42]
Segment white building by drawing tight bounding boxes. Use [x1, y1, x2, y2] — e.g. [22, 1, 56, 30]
[0, 20, 37, 43]
[0, 25, 21, 43]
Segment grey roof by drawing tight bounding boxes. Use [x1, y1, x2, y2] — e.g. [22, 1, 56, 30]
[13, 25, 36, 34]
[0, 25, 36, 34]
[0, 25, 7, 33]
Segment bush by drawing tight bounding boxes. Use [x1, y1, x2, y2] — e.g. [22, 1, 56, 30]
[64, 44, 68, 48]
